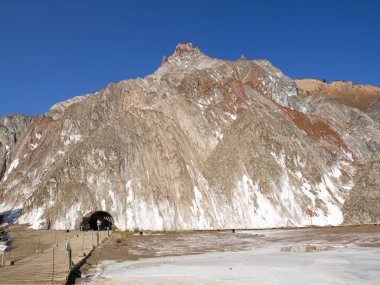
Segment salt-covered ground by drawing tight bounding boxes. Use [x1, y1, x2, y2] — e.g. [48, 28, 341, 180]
[85, 226, 380, 285]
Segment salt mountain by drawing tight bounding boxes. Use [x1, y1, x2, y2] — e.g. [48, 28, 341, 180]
[0, 44, 379, 230]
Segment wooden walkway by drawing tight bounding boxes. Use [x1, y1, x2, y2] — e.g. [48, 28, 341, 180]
[0, 230, 109, 285]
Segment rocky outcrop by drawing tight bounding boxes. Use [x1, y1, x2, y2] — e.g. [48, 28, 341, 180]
[0, 44, 379, 230]
[174, 43, 200, 54]
[343, 161, 380, 224]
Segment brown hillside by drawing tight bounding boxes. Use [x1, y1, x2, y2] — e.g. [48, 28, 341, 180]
[295, 79, 380, 112]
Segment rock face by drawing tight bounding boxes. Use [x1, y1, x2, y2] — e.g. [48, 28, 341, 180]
[342, 161, 380, 224]
[0, 44, 379, 230]
[0, 115, 34, 182]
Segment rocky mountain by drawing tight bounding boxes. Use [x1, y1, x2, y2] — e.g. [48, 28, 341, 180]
[0, 43, 379, 230]
[295, 79, 380, 118]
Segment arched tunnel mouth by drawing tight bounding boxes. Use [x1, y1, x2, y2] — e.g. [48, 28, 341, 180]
[81, 211, 114, 231]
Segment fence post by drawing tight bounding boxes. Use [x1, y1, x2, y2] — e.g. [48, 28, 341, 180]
[65, 240, 72, 269]
[52, 247, 55, 285]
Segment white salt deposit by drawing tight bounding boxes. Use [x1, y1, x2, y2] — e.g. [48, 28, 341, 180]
[18, 207, 45, 229]
[53, 203, 82, 230]
[2, 159, 19, 182]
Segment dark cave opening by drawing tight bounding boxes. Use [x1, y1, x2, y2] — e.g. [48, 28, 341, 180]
[81, 210, 113, 231]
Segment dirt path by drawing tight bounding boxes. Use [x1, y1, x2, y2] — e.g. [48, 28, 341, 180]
[0, 225, 110, 284]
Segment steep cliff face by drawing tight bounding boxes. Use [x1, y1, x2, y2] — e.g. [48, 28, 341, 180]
[0, 44, 379, 230]
[0, 115, 34, 182]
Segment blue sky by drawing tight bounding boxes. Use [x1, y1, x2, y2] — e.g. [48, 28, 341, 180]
[0, 0, 379, 117]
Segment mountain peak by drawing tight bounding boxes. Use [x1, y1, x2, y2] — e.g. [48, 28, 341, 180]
[155, 43, 221, 76]
[173, 43, 200, 55]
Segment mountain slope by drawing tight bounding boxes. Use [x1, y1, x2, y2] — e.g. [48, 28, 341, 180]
[0, 44, 379, 230]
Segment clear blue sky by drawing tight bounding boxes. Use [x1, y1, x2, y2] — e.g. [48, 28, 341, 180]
[0, 0, 379, 117]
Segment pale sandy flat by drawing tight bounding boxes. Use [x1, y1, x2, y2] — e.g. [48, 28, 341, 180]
[82, 226, 380, 285]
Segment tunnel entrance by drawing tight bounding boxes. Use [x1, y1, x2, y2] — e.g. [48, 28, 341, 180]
[81, 211, 114, 231]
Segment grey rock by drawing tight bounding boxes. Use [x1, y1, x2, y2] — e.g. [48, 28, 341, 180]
[0, 44, 379, 230]
[343, 161, 380, 224]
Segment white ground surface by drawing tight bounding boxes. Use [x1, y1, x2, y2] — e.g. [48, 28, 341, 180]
[86, 229, 380, 285]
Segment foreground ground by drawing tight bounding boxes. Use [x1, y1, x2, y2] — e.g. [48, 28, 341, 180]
[80, 225, 380, 285]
